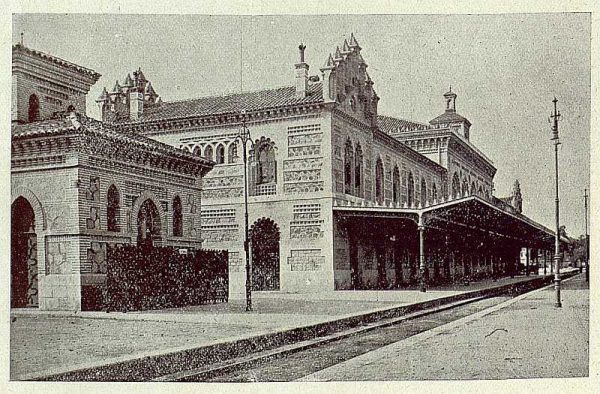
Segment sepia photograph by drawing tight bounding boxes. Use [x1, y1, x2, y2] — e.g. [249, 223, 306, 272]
[3, 2, 594, 392]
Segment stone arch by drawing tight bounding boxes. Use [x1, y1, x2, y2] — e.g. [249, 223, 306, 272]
[11, 196, 39, 308]
[11, 187, 46, 232]
[192, 145, 202, 155]
[130, 190, 167, 240]
[462, 177, 469, 197]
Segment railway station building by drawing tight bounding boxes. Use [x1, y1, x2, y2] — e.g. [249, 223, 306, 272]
[97, 34, 558, 298]
[11, 43, 213, 310]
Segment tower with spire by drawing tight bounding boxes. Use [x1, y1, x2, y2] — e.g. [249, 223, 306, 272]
[96, 67, 160, 123]
[319, 33, 379, 128]
[511, 180, 523, 213]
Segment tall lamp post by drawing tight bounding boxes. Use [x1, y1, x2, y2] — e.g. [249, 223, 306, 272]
[550, 97, 562, 308]
[585, 188, 589, 282]
[236, 111, 254, 311]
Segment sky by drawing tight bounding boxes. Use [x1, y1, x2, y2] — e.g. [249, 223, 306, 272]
[12, 13, 591, 237]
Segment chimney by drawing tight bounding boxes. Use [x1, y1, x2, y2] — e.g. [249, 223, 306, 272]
[295, 43, 309, 98]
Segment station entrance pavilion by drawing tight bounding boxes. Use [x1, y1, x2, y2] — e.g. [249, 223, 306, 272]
[333, 195, 556, 290]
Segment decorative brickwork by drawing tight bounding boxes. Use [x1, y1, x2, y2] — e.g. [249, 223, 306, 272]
[86, 206, 100, 229]
[288, 145, 321, 157]
[290, 203, 324, 239]
[201, 208, 239, 242]
[202, 188, 244, 200]
[284, 181, 324, 194]
[288, 249, 325, 271]
[86, 241, 108, 274]
[86, 177, 100, 201]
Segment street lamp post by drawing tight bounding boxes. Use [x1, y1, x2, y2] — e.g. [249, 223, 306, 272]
[236, 112, 254, 311]
[550, 97, 562, 308]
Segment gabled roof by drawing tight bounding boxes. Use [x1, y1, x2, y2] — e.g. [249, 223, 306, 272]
[12, 43, 101, 81]
[377, 115, 428, 134]
[118, 83, 324, 124]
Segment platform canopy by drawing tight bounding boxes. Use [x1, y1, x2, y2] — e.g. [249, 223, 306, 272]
[333, 195, 556, 249]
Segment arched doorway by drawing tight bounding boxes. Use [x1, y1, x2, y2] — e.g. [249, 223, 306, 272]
[250, 218, 280, 291]
[137, 199, 161, 248]
[11, 197, 38, 308]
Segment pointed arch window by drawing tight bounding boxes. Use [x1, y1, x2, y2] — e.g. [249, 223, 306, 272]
[254, 138, 277, 185]
[392, 165, 400, 204]
[215, 144, 225, 164]
[432, 182, 438, 203]
[407, 171, 415, 207]
[204, 145, 214, 161]
[471, 181, 476, 196]
[375, 157, 384, 204]
[107, 184, 120, 232]
[228, 142, 238, 163]
[28, 94, 40, 122]
[344, 138, 354, 195]
[192, 146, 201, 155]
[172, 195, 183, 237]
[452, 173, 460, 199]
[354, 143, 363, 197]
[421, 178, 427, 207]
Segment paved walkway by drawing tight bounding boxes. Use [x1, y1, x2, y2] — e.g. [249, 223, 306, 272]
[9, 274, 558, 380]
[300, 274, 589, 381]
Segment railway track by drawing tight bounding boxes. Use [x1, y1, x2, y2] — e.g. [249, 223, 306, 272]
[154, 293, 514, 382]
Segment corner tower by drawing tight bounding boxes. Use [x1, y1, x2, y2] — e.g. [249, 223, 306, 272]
[96, 67, 160, 123]
[12, 43, 101, 124]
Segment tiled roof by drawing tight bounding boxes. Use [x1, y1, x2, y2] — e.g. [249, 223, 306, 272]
[119, 83, 324, 124]
[429, 110, 471, 126]
[11, 117, 212, 167]
[377, 115, 427, 134]
[12, 43, 101, 80]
